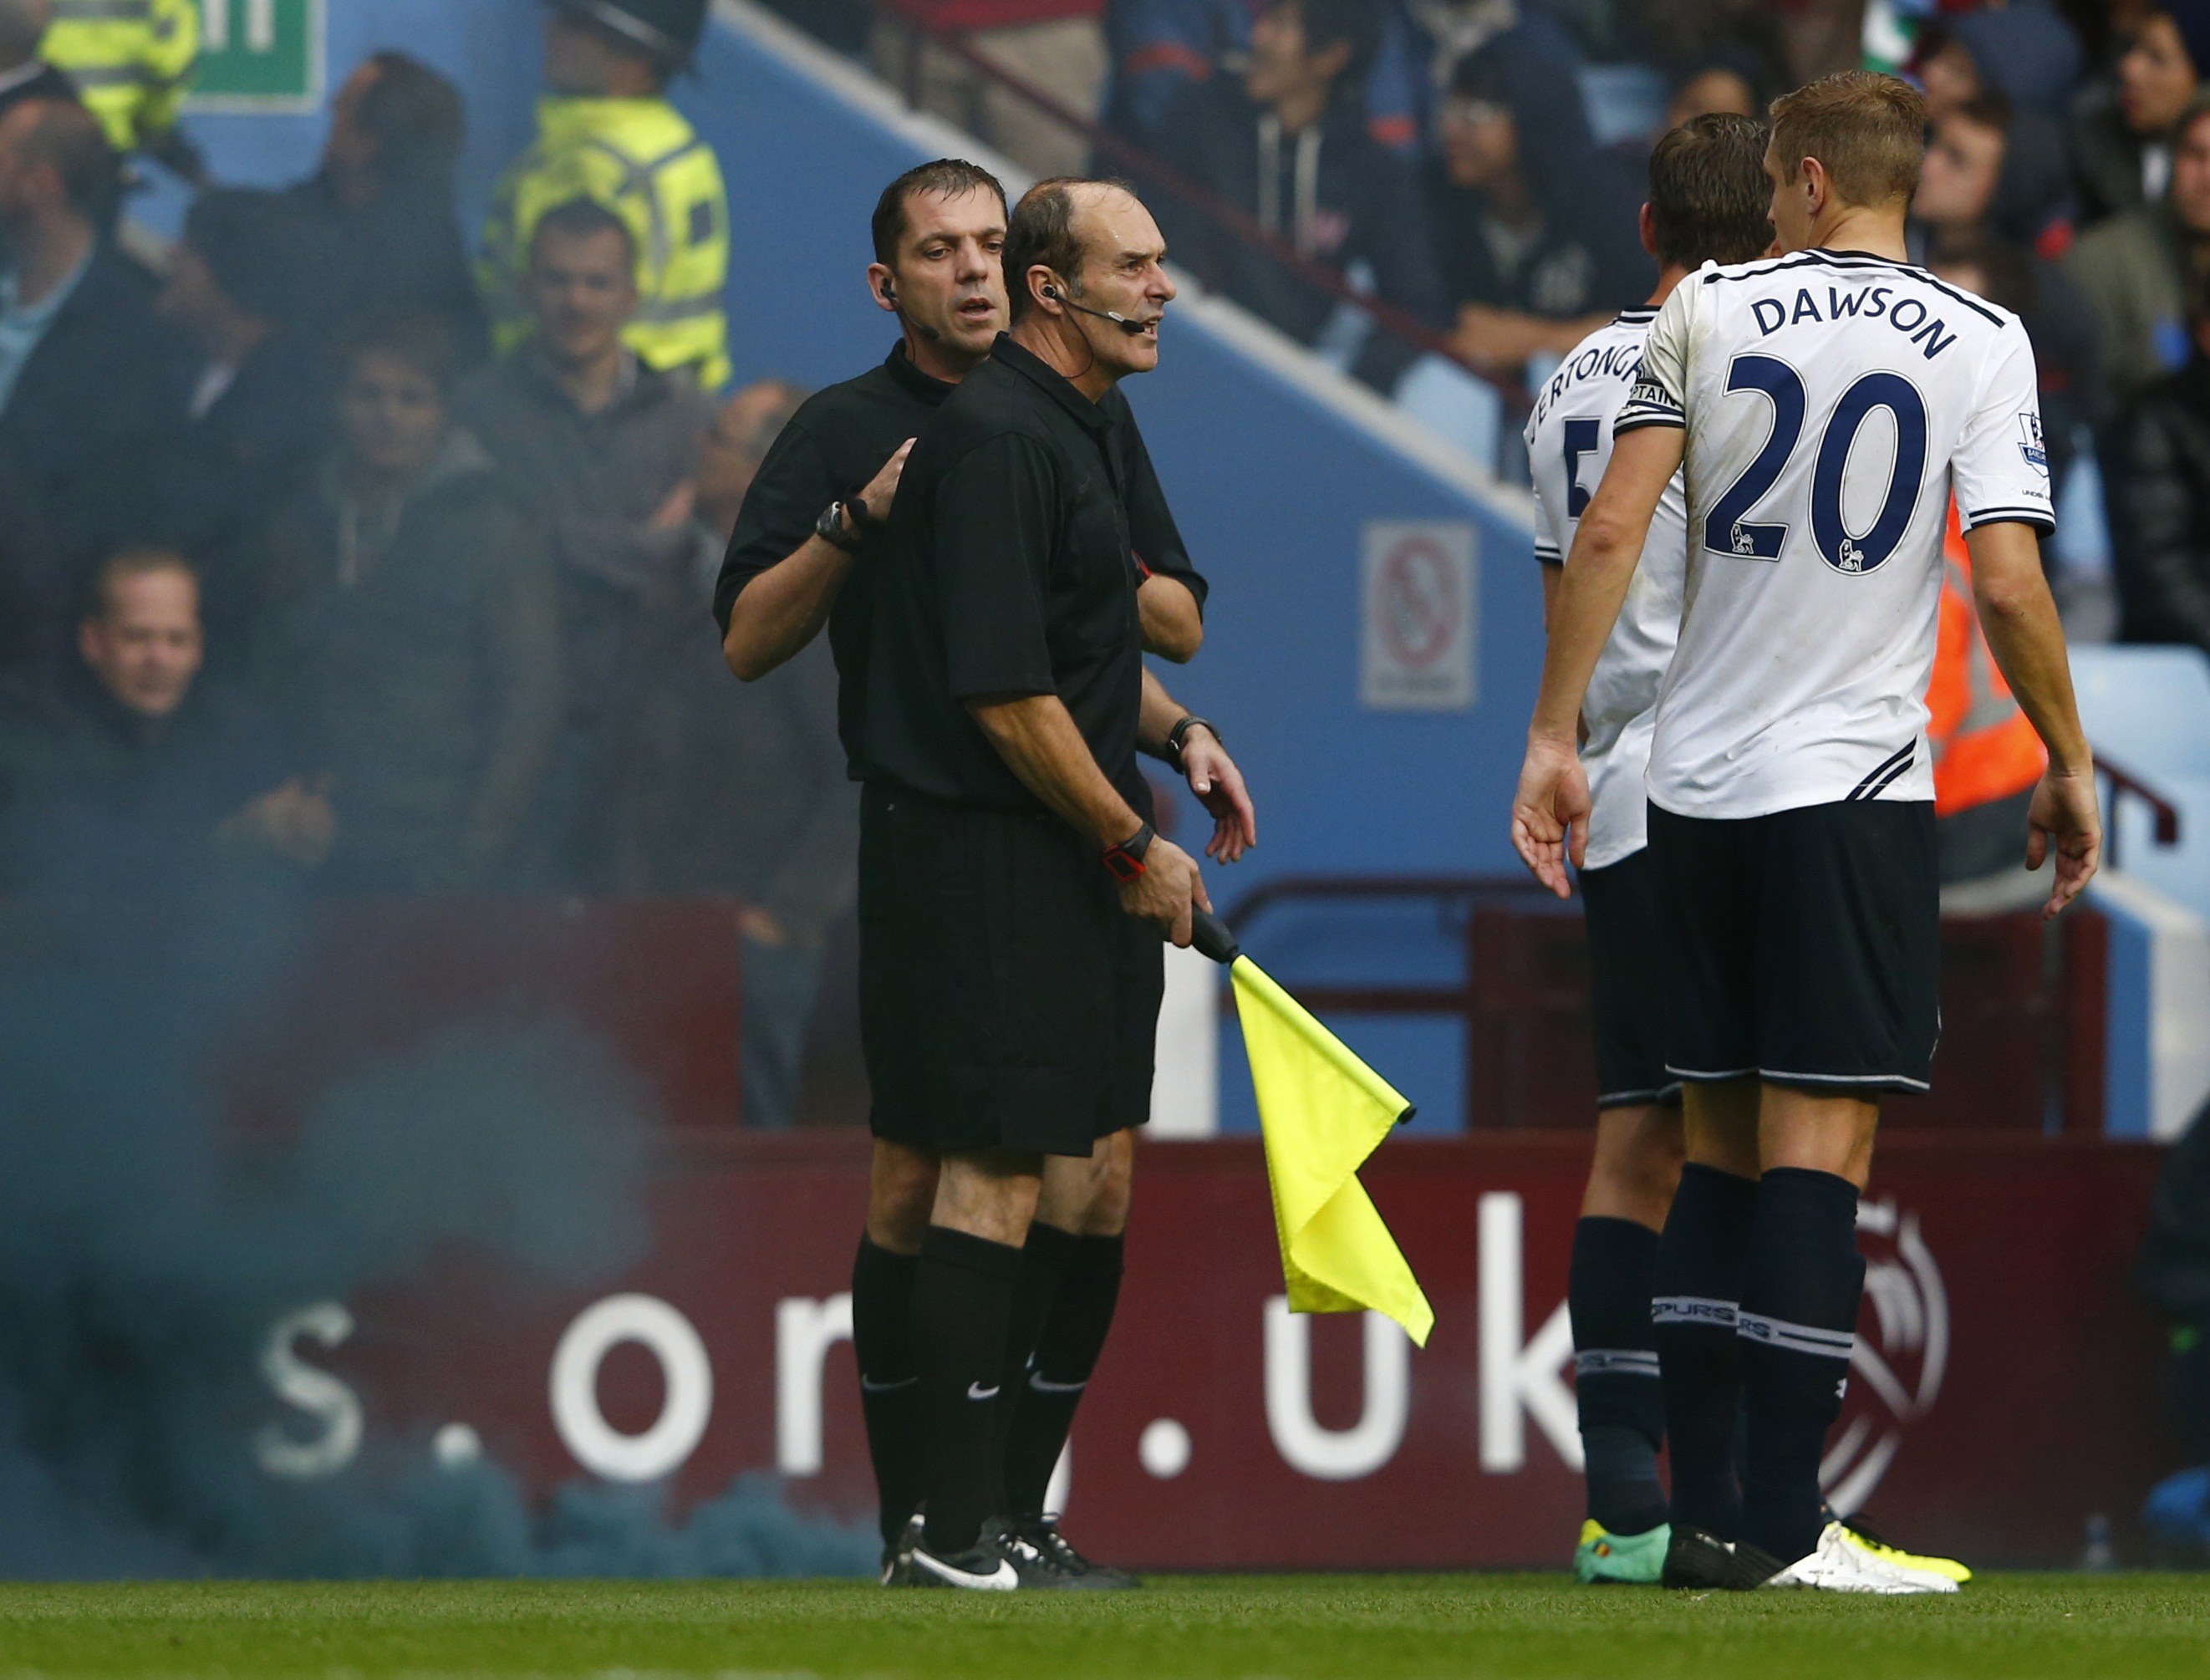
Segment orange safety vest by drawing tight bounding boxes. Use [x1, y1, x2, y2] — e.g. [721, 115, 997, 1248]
[1927, 502, 2045, 816]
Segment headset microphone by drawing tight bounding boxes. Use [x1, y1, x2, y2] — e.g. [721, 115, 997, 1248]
[1043, 284, 1153, 338]
[882, 280, 942, 343]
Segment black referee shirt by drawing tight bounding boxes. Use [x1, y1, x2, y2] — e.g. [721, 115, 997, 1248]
[714, 341, 1204, 781]
[866, 335, 1171, 814]
[714, 343, 955, 773]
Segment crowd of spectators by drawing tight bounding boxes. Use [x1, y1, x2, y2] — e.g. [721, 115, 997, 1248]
[0, 10, 853, 1127]
[17, 0, 2210, 1121]
[767, 0, 2210, 669]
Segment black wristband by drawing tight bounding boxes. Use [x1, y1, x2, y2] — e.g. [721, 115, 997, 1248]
[1102, 820, 1155, 883]
[816, 500, 866, 554]
[1164, 715, 1220, 772]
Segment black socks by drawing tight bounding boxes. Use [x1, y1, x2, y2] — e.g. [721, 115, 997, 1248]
[913, 1224, 1023, 1555]
[1738, 1167, 1864, 1565]
[1004, 1231, 1125, 1518]
[990, 1221, 1078, 1503]
[1569, 1216, 1668, 1535]
[850, 1235, 921, 1547]
[1652, 1163, 1759, 1539]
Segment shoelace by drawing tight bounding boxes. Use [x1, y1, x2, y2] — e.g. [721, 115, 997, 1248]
[1840, 1516, 1907, 1556]
[1014, 1523, 1087, 1576]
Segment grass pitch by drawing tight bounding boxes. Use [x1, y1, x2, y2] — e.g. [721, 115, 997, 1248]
[1, 1576, 2206, 1679]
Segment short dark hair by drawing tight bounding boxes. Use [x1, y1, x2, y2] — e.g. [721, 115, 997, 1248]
[184, 188, 318, 328]
[870, 159, 1008, 266]
[530, 194, 638, 267]
[345, 313, 464, 398]
[1002, 176, 1125, 323]
[1647, 112, 1775, 271]
[9, 98, 117, 219]
[354, 52, 467, 191]
[1281, 0, 1383, 88]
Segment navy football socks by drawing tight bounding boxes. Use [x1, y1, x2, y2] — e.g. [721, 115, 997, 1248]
[1569, 1215, 1670, 1535]
[1652, 1163, 1760, 1540]
[1739, 1167, 1866, 1565]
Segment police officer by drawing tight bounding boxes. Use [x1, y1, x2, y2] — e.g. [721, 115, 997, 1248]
[41, 0, 198, 176]
[481, 0, 730, 388]
[717, 162, 1251, 1588]
[861, 176, 1246, 1590]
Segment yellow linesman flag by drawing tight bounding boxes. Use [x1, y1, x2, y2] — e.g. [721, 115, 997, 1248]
[1200, 914, 1433, 1348]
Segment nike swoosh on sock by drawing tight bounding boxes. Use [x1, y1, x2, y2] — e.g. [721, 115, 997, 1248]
[1027, 1374, 1087, 1393]
[966, 1381, 1001, 1401]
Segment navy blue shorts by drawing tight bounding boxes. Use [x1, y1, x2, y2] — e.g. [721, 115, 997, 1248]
[1646, 799, 1941, 1097]
[1578, 847, 1683, 1110]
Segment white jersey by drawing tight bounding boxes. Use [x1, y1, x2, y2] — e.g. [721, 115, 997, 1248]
[1523, 307, 1688, 870]
[1616, 249, 2054, 819]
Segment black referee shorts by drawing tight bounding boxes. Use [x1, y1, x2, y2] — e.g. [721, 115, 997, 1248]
[1577, 848, 1683, 1111]
[858, 782, 1164, 1158]
[1647, 798, 1941, 1097]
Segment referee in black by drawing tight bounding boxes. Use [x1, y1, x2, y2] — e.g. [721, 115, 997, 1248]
[715, 164, 1252, 1585]
[863, 176, 1233, 1589]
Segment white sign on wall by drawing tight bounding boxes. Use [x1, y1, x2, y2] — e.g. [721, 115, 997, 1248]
[1360, 520, 1477, 711]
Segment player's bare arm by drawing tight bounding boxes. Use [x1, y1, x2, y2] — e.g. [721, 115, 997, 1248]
[1138, 573, 1203, 661]
[1512, 423, 1686, 895]
[1140, 669, 1255, 863]
[1962, 519, 2102, 916]
[723, 437, 913, 681]
[965, 690, 1209, 946]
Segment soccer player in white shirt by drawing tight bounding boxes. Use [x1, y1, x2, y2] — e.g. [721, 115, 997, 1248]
[1522, 112, 1775, 1587]
[1510, 72, 2101, 1593]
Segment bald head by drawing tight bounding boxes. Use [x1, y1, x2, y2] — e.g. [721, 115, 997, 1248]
[1004, 176, 1174, 385]
[1003, 177, 1148, 323]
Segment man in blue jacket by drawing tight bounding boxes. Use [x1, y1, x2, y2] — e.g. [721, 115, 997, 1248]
[1148, 0, 1447, 390]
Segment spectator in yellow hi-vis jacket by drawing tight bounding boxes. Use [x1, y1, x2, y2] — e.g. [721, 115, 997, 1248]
[481, 0, 730, 389]
[42, 0, 201, 176]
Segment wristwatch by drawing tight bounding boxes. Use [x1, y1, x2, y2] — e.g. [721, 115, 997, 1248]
[1164, 715, 1220, 773]
[816, 499, 871, 554]
[1102, 820, 1156, 884]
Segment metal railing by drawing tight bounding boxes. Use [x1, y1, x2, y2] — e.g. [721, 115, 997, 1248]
[2098, 756, 2182, 870]
[1221, 873, 1557, 1017]
[1219, 872, 2116, 1134]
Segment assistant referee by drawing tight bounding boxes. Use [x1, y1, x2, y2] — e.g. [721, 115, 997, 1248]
[715, 163, 1250, 1586]
[863, 177, 1221, 1589]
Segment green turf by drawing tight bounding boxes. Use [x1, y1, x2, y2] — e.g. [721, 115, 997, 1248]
[3, 1576, 2207, 1679]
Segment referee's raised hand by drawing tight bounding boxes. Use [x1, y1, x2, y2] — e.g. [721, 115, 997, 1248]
[1119, 837, 1210, 949]
[858, 437, 916, 525]
[1510, 733, 1591, 900]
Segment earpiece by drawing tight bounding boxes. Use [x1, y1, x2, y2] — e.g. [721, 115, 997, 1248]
[883, 277, 940, 341]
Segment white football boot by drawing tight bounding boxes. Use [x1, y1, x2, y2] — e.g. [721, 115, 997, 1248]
[1762, 1521, 1961, 1594]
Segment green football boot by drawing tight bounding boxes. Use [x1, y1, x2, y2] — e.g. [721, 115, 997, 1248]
[1575, 1518, 1673, 1585]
